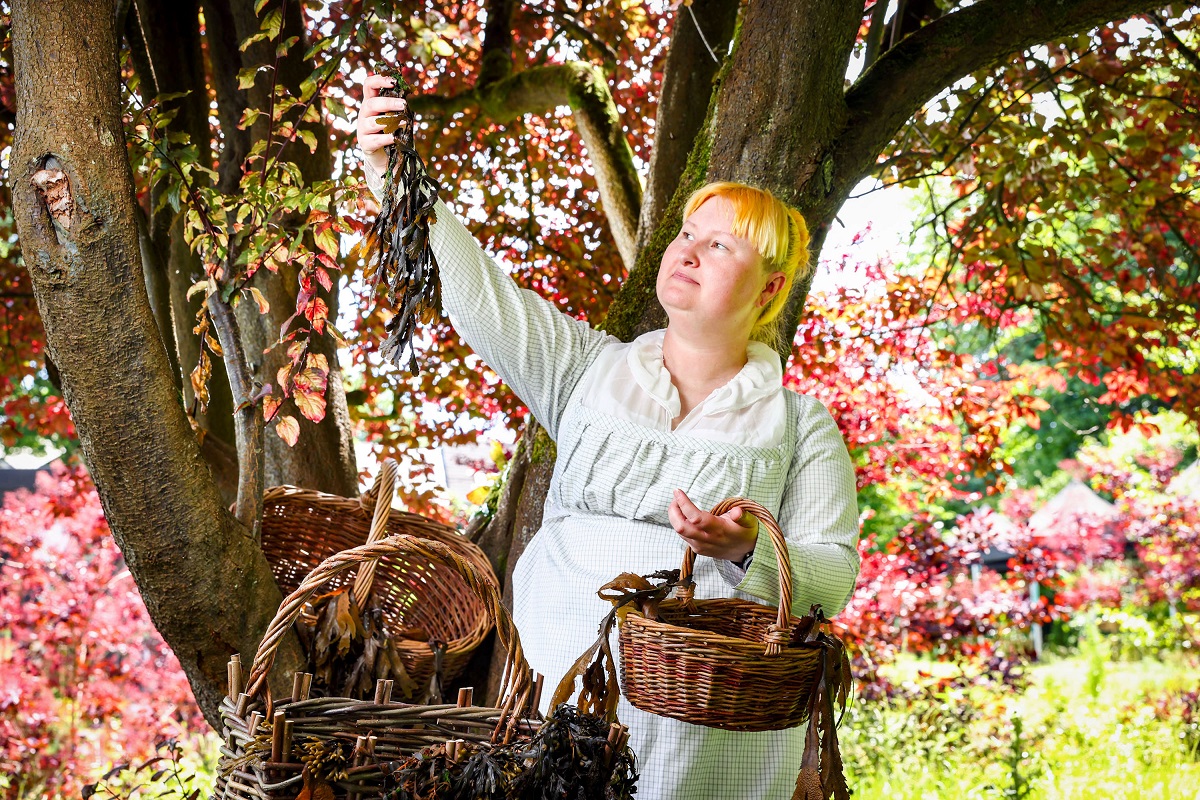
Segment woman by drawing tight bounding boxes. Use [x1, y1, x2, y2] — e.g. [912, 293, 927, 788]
[357, 74, 860, 799]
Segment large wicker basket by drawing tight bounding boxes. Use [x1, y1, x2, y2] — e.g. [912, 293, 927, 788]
[260, 459, 493, 692]
[618, 497, 849, 733]
[214, 535, 539, 799]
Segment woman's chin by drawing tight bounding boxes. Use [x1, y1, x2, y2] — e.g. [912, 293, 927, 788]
[656, 292, 692, 319]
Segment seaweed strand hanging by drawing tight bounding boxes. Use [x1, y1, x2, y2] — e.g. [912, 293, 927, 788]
[364, 68, 442, 371]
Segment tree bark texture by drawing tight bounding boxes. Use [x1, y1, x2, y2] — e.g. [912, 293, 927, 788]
[224, 0, 359, 496]
[10, 0, 303, 727]
[634, 0, 741, 255]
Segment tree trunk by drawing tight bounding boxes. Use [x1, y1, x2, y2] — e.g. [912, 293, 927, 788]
[219, 0, 359, 495]
[10, 0, 303, 727]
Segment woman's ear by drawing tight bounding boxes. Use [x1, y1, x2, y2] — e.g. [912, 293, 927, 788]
[757, 271, 787, 308]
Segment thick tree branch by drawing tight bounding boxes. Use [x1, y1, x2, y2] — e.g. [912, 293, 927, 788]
[10, 0, 303, 727]
[134, 206, 182, 388]
[201, 0, 251, 193]
[414, 61, 643, 271]
[838, 0, 1174, 208]
[862, 0, 891, 73]
[479, 0, 518, 86]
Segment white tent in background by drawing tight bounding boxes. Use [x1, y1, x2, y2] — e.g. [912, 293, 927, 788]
[1027, 478, 1127, 568]
[1028, 478, 1122, 531]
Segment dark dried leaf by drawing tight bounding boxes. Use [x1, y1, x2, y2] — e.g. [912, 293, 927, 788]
[363, 69, 443, 372]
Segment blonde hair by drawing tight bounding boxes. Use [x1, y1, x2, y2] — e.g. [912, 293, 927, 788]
[682, 181, 812, 349]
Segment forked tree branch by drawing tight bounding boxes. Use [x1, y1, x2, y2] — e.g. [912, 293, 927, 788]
[207, 289, 265, 541]
[836, 0, 1177, 205]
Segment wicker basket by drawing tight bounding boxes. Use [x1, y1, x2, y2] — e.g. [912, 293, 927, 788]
[260, 459, 493, 691]
[214, 535, 538, 799]
[617, 497, 848, 733]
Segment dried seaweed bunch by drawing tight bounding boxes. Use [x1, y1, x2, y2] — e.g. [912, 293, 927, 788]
[296, 587, 420, 701]
[383, 705, 637, 800]
[363, 68, 442, 370]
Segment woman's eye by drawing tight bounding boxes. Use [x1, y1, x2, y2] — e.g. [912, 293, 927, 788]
[712, 241, 727, 250]
[682, 231, 694, 240]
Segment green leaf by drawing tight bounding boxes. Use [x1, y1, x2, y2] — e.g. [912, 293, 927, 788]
[254, 0, 271, 13]
[303, 36, 333, 61]
[238, 30, 269, 51]
[323, 96, 348, 121]
[298, 129, 319, 153]
[315, 226, 339, 258]
[238, 107, 264, 130]
[261, 8, 283, 41]
[276, 35, 299, 58]
[237, 66, 263, 90]
[299, 75, 318, 102]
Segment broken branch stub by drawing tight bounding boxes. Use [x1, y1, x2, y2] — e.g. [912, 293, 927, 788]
[31, 158, 75, 232]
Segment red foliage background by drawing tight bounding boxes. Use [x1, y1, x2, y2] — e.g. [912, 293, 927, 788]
[0, 466, 205, 799]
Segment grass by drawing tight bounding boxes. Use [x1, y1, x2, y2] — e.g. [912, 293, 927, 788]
[841, 651, 1200, 800]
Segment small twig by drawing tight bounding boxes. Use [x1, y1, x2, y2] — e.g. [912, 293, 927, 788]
[259, 0, 289, 182]
[262, 44, 354, 175]
[687, 4, 719, 64]
[522, 3, 619, 66]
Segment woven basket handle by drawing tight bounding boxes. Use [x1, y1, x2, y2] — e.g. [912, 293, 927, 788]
[351, 459, 400, 608]
[243, 534, 533, 715]
[678, 497, 794, 656]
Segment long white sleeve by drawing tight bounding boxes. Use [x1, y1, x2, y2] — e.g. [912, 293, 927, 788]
[362, 155, 612, 440]
[732, 395, 861, 618]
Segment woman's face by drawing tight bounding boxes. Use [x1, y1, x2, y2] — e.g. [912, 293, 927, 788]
[656, 196, 785, 338]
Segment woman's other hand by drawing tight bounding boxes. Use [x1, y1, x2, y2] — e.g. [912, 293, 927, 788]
[668, 489, 758, 563]
[356, 73, 408, 174]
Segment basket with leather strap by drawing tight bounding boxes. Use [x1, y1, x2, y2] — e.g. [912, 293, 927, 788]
[617, 497, 851, 734]
[260, 459, 493, 693]
[214, 535, 539, 800]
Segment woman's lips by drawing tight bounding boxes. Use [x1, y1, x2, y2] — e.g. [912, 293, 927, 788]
[671, 270, 700, 286]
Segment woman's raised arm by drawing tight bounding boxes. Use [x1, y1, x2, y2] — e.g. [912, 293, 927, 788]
[356, 75, 612, 440]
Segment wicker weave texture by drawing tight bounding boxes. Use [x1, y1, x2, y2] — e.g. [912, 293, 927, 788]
[618, 497, 838, 732]
[259, 477, 493, 690]
[216, 535, 536, 800]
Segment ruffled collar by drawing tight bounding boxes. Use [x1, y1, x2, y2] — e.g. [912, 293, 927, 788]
[625, 329, 783, 419]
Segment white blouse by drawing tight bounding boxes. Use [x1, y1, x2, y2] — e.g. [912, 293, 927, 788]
[578, 330, 789, 447]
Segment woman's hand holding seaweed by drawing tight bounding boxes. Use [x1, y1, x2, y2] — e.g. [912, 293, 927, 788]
[668, 489, 758, 563]
[357, 73, 409, 173]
